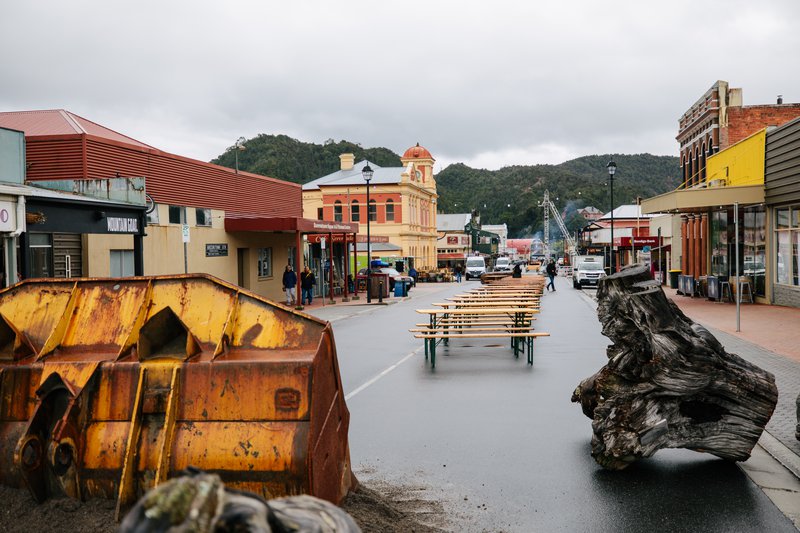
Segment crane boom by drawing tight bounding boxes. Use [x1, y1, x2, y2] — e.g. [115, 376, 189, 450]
[538, 190, 577, 258]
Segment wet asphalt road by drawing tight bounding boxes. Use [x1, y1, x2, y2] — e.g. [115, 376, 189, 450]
[316, 276, 796, 532]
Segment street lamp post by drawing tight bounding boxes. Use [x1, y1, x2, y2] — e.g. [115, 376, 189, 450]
[234, 137, 246, 174]
[362, 163, 374, 303]
[607, 161, 617, 273]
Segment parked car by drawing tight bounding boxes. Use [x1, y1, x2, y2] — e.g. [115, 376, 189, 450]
[465, 256, 487, 280]
[358, 267, 415, 290]
[494, 257, 512, 272]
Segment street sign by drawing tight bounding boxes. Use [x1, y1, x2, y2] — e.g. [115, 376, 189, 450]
[642, 245, 651, 253]
[320, 237, 326, 249]
[182, 224, 190, 243]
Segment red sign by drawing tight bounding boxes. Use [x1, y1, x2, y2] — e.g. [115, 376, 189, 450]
[618, 236, 659, 247]
[306, 234, 389, 244]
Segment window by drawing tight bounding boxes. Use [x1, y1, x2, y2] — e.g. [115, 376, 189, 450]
[110, 250, 134, 277]
[386, 199, 395, 221]
[369, 199, 377, 222]
[351, 200, 360, 222]
[775, 205, 800, 286]
[169, 205, 186, 224]
[257, 247, 272, 278]
[146, 205, 160, 225]
[334, 201, 343, 222]
[29, 233, 53, 278]
[317, 207, 323, 220]
[196, 208, 211, 227]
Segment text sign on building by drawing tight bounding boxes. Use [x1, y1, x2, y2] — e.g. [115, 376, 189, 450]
[107, 216, 139, 233]
[619, 236, 660, 247]
[0, 200, 17, 232]
[205, 243, 228, 257]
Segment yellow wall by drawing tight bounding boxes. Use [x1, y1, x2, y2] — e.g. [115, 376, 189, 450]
[85, 204, 297, 304]
[706, 129, 766, 187]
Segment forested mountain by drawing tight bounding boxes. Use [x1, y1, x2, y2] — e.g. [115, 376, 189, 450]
[211, 135, 680, 238]
[211, 135, 400, 184]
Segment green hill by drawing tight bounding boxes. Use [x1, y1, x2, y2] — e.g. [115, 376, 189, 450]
[211, 135, 680, 238]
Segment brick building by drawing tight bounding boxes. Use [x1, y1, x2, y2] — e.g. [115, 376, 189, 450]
[677, 80, 800, 188]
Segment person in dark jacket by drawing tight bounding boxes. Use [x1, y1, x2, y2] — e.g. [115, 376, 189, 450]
[300, 266, 316, 306]
[512, 263, 523, 278]
[282, 264, 297, 306]
[545, 259, 557, 291]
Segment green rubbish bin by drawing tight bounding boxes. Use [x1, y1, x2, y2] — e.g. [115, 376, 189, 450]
[668, 270, 681, 289]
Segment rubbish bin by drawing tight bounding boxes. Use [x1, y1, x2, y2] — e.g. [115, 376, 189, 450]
[394, 280, 407, 297]
[669, 269, 681, 289]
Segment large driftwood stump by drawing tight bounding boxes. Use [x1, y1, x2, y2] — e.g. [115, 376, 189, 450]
[571, 264, 778, 470]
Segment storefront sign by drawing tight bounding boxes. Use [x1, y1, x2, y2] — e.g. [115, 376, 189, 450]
[306, 234, 389, 244]
[107, 217, 139, 233]
[619, 236, 660, 247]
[0, 200, 17, 232]
[205, 243, 228, 257]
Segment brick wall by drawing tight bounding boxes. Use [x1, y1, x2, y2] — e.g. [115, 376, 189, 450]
[722, 105, 800, 149]
[773, 284, 800, 309]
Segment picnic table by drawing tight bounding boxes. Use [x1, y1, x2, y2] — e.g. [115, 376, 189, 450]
[414, 307, 547, 368]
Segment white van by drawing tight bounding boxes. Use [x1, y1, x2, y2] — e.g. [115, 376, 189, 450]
[465, 256, 487, 280]
[494, 257, 511, 271]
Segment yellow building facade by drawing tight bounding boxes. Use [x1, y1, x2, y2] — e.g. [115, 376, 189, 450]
[302, 144, 439, 269]
[705, 129, 766, 188]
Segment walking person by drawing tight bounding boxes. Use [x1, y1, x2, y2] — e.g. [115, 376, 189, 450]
[282, 264, 297, 306]
[300, 265, 316, 306]
[454, 263, 463, 283]
[512, 262, 523, 278]
[545, 258, 557, 292]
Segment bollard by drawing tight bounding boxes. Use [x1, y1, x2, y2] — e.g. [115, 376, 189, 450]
[378, 280, 383, 303]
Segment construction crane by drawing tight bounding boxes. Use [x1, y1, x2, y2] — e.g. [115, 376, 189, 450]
[538, 190, 577, 259]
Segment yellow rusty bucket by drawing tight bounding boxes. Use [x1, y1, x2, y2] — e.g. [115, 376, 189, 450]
[0, 274, 354, 518]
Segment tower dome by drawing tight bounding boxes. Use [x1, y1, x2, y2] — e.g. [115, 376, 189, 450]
[402, 143, 433, 160]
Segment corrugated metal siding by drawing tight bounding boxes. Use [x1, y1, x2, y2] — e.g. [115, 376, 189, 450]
[765, 117, 800, 205]
[53, 233, 83, 278]
[25, 137, 85, 180]
[25, 137, 302, 218]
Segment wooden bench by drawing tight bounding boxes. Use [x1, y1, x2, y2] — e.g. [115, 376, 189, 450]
[413, 331, 550, 367]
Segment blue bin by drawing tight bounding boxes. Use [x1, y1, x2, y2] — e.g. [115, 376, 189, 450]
[394, 280, 407, 297]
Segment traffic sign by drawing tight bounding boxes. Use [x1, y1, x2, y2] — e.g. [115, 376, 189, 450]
[182, 224, 190, 243]
[642, 245, 651, 253]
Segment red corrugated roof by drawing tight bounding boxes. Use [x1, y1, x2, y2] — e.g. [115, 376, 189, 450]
[0, 109, 303, 218]
[0, 109, 154, 149]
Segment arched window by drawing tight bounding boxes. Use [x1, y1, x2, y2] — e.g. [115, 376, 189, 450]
[334, 200, 342, 222]
[386, 199, 395, 221]
[369, 199, 377, 222]
[351, 200, 360, 222]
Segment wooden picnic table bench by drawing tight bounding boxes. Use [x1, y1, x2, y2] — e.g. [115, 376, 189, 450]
[414, 307, 546, 367]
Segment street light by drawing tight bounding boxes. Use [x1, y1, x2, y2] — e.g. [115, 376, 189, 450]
[607, 160, 617, 273]
[362, 162, 374, 303]
[234, 137, 246, 174]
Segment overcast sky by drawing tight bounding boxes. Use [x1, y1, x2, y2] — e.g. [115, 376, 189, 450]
[2, 1, 799, 171]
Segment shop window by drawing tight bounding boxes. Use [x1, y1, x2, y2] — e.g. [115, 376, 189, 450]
[196, 208, 212, 227]
[257, 247, 272, 278]
[146, 205, 160, 225]
[334, 201, 343, 222]
[169, 205, 187, 224]
[775, 205, 800, 286]
[386, 199, 395, 221]
[28, 233, 53, 278]
[110, 250, 134, 277]
[369, 199, 377, 222]
[351, 201, 360, 222]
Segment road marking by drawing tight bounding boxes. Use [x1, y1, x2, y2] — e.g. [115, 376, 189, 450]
[345, 347, 422, 401]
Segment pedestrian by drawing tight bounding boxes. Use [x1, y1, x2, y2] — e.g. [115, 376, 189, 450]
[408, 266, 418, 286]
[282, 264, 297, 306]
[300, 265, 316, 306]
[512, 263, 522, 278]
[454, 263, 463, 283]
[545, 258, 557, 291]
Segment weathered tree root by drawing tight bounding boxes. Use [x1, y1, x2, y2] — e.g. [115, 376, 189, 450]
[571, 264, 778, 470]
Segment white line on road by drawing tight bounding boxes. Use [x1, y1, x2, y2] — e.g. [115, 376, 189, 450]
[345, 347, 422, 401]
